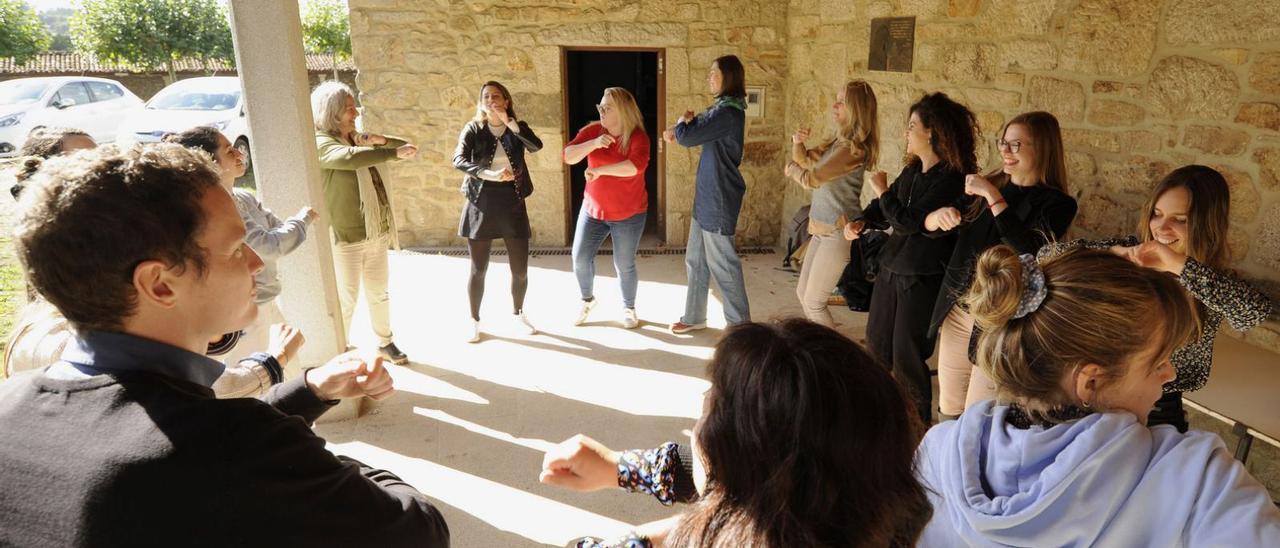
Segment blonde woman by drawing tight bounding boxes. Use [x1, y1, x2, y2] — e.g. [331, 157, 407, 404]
[784, 80, 880, 327]
[452, 80, 543, 343]
[312, 81, 417, 363]
[563, 87, 651, 328]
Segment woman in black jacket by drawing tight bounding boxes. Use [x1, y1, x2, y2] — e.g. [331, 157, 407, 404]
[845, 92, 978, 423]
[453, 80, 543, 343]
[924, 111, 1077, 420]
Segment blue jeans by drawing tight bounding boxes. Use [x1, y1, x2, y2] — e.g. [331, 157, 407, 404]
[681, 218, 750, 325]
[572, 210, 647, 309]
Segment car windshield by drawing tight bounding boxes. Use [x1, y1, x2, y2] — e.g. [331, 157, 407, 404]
[148, 83, 240, 111]
[0, 80, 53, 106]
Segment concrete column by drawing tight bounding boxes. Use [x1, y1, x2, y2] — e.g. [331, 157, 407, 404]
[226, 1, 357, 420]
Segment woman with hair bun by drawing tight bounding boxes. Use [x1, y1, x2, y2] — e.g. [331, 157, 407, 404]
[916, 244, 1280, 545]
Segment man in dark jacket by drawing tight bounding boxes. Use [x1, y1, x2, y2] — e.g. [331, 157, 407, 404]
[0, 143, 449, 547]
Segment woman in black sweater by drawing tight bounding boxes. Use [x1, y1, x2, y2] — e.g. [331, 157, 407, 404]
[845, 92, 978, 423]
[924, 111, 1077, 420]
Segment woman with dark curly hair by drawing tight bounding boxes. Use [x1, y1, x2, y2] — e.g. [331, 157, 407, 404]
[845, 91, 978, 423]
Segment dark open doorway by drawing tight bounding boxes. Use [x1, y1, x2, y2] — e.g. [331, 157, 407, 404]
[562, 48, 665, 245]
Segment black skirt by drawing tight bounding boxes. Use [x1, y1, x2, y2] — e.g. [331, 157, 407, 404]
[458, 183, 531, 240]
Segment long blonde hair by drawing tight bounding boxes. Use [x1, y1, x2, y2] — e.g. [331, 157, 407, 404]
[963, 245, 1199, 421]
[599, 87, 644, 153]
[836, 80, 879, 170]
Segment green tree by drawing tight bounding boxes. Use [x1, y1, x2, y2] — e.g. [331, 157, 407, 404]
[70, 0, 234, 83]
[39, 8, 74, 52]
[0, 0, 52, 65]
[301, 0, 350, 79]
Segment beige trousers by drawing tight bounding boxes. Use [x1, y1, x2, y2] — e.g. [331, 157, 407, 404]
[936, 305, 996, 416]
[332, 233, 394, 346]
[795, 231, 850, 328]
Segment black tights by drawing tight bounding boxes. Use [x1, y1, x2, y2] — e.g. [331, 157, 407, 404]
[467, 238, 529, 321]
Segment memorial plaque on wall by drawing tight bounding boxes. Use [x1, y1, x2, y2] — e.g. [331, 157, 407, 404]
[868, 17, 915, 72]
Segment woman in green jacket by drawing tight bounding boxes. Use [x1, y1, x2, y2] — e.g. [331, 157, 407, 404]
[311, 81, 417, 364]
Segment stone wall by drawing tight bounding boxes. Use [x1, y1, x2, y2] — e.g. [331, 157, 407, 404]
[347, 0, 790, 247]
[780, 0, 1280, 348]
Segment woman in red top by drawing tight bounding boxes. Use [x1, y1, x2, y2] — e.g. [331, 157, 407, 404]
[563, 87, 652, 329]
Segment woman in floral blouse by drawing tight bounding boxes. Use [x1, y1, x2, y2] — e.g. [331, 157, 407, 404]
[539, 319, 931, 548]
[1040, 165, 1273, 432]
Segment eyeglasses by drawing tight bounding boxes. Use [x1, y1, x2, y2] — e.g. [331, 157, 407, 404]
[595, 104, 613, 114]
[997, 139, 1030, 153]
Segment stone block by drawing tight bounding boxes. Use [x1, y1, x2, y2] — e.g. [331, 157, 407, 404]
[1027, 76, 1085, 122]
[942, 43, 999, 84]
[1119, 130, 1163, 154]
[1254, 203, 1280, 270]
[1228, 224, 1249, 263]
[1208, 164, 1260, 223]
[1059, 0, 1160, 77]
[1099, 156, 1171, 195]
[1088, 99, 1145, 127]
[963, 88, 1022, 110]
[1182, 125, 1250, 156]
[1254, 147, 1280, 192]
[976, 0, 1056, 36]
[1250, 52, 1280, 96]
[996, 40, 1057, 71]
[1066, 151, 1096, 178]
[1144, 56, 1239, 121]
[743, 141, 783, 168]
[1074, 191, 1141, 239]
[948, 0, 981, 17]
[1237, 103, 1280, 132]
[1164, 0, 1280, 45]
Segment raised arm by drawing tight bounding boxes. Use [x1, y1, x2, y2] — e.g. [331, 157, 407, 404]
[316, 134, 400, 171]
[674, 106, 735, 147]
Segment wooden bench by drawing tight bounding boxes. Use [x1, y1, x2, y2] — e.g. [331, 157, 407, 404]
[1184, 334, 1280, 463]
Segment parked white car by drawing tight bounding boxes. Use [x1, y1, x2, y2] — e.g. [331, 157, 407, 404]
[0, 76, 143, 157]
[115, 76, 252, 170]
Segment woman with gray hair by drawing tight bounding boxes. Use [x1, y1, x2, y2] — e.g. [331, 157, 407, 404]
[311, 81, 417, 364]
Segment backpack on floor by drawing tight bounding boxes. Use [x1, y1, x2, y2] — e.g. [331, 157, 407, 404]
[782, 205, 811, 270]
[837, 229, 887, 312]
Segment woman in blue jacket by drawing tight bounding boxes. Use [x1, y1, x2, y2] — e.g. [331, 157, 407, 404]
[664, 54, 751, 334]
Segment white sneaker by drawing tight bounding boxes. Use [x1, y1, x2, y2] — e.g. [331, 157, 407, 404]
[516, 311, 537, 335]
[574, 299, 596, 326]
[621, 308, 639, 329]
[468, 320, 481, 343]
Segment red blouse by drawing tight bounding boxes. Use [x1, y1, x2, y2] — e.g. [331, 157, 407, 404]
[567, 123, 650, 221]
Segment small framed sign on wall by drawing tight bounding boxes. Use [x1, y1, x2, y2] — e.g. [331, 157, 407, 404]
[745, 86, 765, 118]
[869, 17, 915, 72]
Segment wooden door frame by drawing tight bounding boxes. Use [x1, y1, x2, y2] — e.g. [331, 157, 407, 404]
[559, 46, 666, 245]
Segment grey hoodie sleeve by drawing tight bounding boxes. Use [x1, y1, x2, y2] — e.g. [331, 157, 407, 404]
[241, 196, 311, 259]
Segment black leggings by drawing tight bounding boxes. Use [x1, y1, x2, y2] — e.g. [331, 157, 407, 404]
[467, 238, 529, 321]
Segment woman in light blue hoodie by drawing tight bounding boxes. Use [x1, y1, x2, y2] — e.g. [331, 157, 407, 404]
[917, 244, 1280, 546]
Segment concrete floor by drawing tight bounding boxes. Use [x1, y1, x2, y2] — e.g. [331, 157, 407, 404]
[315, 249, 872, 547]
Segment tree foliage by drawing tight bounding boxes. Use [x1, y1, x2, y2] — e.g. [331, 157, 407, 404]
[0, 0, 52, 65]
[70, 0, 234, 82]
[301, 0, 350, 60]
